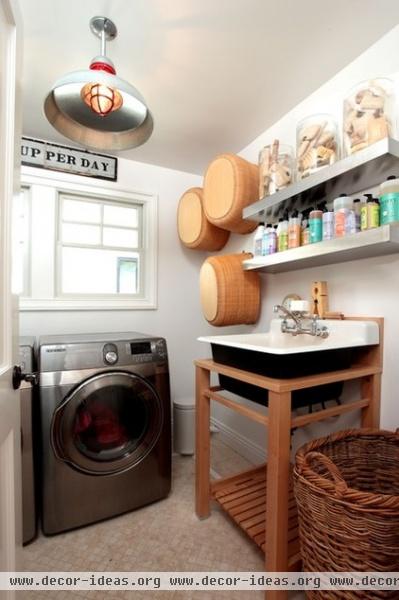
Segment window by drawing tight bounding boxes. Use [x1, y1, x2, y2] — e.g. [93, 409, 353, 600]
[58, 194, 142, 297]
[17, 170, 157, 310]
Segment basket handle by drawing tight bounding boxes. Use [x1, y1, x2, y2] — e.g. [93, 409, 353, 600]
[304, 451, 348, 498]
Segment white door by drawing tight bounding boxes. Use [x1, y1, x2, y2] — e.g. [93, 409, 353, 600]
[0, 0, 22, 593]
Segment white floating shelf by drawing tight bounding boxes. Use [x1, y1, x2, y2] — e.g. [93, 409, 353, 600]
[243, 138, 399, 222]
[243, 224, 399, 273]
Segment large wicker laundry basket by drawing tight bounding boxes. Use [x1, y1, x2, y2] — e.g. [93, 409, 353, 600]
[294, 428, 399, 600]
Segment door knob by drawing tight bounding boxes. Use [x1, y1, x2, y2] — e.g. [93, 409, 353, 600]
[12, 366, 38, 390]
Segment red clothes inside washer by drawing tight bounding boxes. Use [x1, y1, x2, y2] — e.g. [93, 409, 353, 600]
[74, 401, 128, 447]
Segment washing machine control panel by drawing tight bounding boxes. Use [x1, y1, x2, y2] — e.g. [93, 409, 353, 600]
[129, 339, 167, 363]
[103, 343, 118, 365]
[102, 340, 167, 365]
[39, 335, 168, 372]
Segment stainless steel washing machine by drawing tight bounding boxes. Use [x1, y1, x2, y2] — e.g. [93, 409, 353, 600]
[19, 337, 38, 545]
[38, 333, 171, 535]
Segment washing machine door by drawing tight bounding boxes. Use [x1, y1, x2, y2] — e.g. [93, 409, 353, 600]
[51, 371, 163, 475]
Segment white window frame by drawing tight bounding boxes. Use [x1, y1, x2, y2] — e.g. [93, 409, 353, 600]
[19, 167, 158, 311]
[12, 185, 31, 297]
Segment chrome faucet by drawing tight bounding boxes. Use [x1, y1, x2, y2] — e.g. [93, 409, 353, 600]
[273, 304, 329, 338]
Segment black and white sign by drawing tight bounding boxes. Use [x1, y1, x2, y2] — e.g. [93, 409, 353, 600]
[21, 137, 118, 181]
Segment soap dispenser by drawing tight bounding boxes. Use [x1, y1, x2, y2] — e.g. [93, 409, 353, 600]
[277, 212, 289, 251]
[361, 194, 380, 230]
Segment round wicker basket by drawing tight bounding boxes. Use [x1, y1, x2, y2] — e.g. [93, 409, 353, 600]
[177, 187, 230, 251]
[199, 253, 260, 326]
[294, 428, 399, 600]
[203, 154, 259, 234]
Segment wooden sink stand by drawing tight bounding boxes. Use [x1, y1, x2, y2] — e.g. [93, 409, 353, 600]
[195, 317, 383, 600]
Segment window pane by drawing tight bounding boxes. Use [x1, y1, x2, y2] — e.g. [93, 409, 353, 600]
[61, 247, 139, 294]
[103, 204, 138, 227]
[117, 258, 138, 293]
[62, 223, 101, 245]
[103, 227, 138, 248]
[62, 198, 101, 223]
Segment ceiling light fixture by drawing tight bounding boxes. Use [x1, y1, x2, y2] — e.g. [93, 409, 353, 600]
[44, 16, 153, 151]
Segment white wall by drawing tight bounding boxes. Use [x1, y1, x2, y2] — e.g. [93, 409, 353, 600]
[208, 25, 399, 459]
[19, 157, 216, 403]
[20, 26, 399, 459]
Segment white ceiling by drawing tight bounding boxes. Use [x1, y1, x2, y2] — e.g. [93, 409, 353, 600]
[20, 0, 399, 174]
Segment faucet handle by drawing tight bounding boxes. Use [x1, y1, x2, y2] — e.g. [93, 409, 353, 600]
[273, 304, 287, 318]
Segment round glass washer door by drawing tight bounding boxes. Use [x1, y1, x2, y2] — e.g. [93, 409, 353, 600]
[51, 371, 163, 475]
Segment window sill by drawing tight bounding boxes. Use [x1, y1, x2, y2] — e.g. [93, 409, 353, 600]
[19, 298, 157, 311]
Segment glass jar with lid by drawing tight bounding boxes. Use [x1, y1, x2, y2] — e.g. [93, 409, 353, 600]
[343, 78, 394, 156]
[258, 140, 294, 198]
[296, 114, 338, 180]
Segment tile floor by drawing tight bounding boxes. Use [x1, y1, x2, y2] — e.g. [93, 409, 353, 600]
[22, 436, 304, 599]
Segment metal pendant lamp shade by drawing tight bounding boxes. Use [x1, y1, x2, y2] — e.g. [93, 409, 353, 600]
[44, 16, 153, 151]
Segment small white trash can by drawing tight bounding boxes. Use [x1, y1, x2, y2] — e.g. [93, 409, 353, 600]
[173, 397, 195, 455]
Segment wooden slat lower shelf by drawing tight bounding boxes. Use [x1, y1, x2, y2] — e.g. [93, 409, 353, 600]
[211, 464, 300, 568]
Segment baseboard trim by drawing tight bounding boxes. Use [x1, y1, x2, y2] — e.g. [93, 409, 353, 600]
[210, 416, 266, 465]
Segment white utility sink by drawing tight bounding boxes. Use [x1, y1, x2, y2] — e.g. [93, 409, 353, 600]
[199, 318, 379, 409]
[199, 318, 379, 355]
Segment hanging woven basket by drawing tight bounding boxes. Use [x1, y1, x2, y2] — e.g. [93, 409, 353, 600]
[177, 187, 230, 251]
[203, 153, 259, 234]
[199, 253, 260, 326]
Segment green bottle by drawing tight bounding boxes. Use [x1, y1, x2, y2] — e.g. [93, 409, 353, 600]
[380, 175, 399, 225]
[277, 213, 288, 251]
[362, 194, 380, 230]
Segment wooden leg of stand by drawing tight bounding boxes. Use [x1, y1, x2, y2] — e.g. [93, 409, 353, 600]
[195, 366, 211, 519]
[265, 390, 292, 600]
[361, 373, 381, 428]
